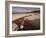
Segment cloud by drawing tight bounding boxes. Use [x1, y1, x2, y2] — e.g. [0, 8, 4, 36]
[12, 7, 40, 14]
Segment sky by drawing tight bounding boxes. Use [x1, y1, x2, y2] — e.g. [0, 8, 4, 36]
[12, 7, 40, 14]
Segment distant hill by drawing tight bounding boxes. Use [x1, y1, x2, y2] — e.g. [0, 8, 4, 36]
[12, 10, 40, 14]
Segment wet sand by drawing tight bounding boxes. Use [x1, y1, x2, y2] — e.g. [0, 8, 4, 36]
[12, 13, 40, 31]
